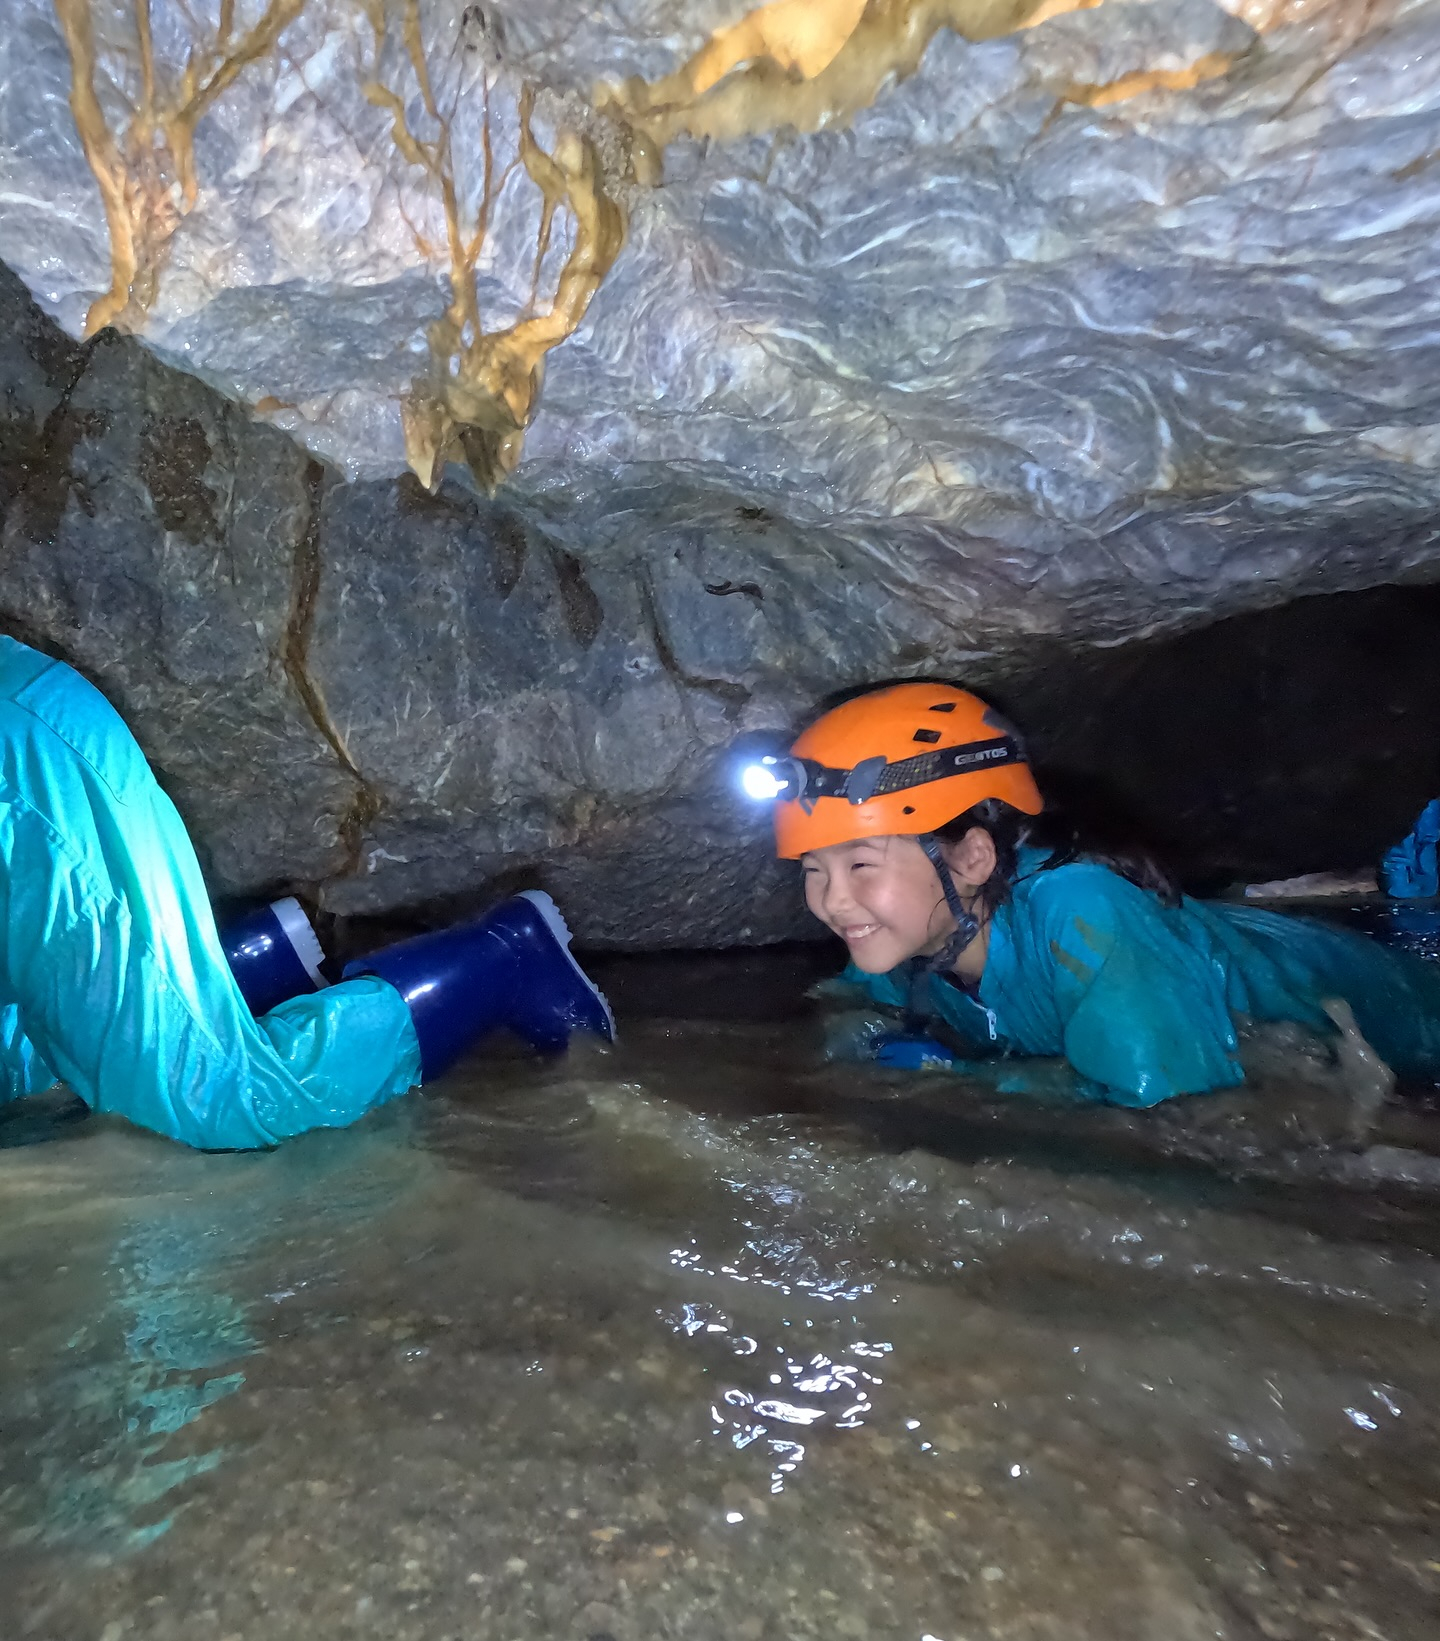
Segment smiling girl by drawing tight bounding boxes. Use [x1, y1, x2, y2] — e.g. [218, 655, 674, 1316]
[753, 682, 1440, 1106]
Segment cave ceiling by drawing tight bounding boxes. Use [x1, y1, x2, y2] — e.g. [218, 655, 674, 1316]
[4, 0, 1439, 659]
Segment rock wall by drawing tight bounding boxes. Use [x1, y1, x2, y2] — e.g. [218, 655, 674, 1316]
[0, 259, 829, 944]
[4, 260, 1440, 945]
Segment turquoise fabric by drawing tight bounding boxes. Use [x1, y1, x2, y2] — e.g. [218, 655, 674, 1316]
[833, 850, 1440, 1107]
[0, 637, 422, 1148]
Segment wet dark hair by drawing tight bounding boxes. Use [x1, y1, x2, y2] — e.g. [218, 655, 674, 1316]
[934, 797, 1181, 919]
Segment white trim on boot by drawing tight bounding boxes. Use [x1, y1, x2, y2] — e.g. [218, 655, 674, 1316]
[269, 897, 329, 989]
[518, 891, 615, 1040]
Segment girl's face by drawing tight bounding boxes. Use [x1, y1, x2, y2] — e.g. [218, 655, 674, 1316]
[801, 834, 955, 973]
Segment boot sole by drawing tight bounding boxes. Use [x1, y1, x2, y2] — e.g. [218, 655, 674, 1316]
[517, 891, 617, 1042]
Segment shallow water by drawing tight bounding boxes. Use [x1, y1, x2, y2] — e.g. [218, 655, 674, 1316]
[3, 949, 1440, 1641]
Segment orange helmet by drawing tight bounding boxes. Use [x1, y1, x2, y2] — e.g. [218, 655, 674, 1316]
[760, 683, 1043, 858]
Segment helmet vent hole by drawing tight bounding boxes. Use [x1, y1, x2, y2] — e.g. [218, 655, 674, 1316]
[902, 805, 916, 815]
[928, 702, 956, 712]
[912, 728, 942, 744]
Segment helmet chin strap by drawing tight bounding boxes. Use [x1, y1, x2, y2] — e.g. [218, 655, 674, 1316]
[918, 835, 981, 974]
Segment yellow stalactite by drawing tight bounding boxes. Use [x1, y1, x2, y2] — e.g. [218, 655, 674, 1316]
[53, 0, 306, 336]
[368, 1, 627, 492]
[1066, 49, 1239, 106]
[687, 0, 870, 94]
[597, 0, 1121, 155]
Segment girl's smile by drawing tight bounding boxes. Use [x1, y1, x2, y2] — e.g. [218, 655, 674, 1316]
[801, 828, 999, 978]
[801, 834, 956, 973]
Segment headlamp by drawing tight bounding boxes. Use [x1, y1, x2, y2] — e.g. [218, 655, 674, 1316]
[739, 754, 806, 803]
[738, 735, 1023, 812]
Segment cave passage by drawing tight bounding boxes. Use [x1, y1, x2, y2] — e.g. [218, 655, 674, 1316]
[4, 0, 1440, 1622]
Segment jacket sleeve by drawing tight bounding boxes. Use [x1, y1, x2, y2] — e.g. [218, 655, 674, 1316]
[1020, 868, 1245, 1107]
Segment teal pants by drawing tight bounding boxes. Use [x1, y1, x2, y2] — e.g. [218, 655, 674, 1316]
[0, 637, 421, 1149]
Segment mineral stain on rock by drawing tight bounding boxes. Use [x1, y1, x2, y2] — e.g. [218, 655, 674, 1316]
[548, 544, 604, 650]
[10, 403, 107, 551]
[363, 4, 628, 492]
[704, 579, 765, 605]
[137, 415, 219, 544]
[53, 0, 307, 336]
[277, 460, 385, 882]
[594, 0, 1203, 155]
[490, 508, 530, 598]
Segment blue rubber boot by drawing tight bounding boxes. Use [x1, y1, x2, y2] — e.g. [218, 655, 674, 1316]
[219, 897, 328, 1016]
[341, 890, 615, 1080]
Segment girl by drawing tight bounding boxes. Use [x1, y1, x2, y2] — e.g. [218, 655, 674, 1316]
[751, 682, 1440, 1106]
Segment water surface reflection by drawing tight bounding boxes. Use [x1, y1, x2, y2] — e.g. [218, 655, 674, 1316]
[1, 946, 1438, 1640]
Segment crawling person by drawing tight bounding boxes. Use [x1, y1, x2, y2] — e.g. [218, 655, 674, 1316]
[745, 682, 1440, 1106]
[0, 635, 612, 1149]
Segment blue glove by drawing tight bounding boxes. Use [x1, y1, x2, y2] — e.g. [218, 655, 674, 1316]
[873, 1035, 1109, 1102]
[1382, 798, 1440, 898]
[873, 1033, 958, 1070]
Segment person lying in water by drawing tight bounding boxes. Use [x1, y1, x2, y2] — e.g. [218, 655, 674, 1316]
[747, 682, 1440, 1106]
[0, 634, 612, 1151]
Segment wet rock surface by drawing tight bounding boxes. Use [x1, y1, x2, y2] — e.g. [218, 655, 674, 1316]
[6, 0, 1440, 658]
[0, 259, 815, 941]
[3, 948, 1440, 1639]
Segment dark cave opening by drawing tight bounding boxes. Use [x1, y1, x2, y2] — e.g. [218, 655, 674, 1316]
[1006, 581, 1440, 895]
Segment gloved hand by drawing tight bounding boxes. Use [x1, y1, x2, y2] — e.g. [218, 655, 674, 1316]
[821, 1009, 903, 1063]
[873, 1033, 958, 1070]
[1382, 797, 1440, 898]
[824, 1017, 1109, 1103]
[874, 1035, 1109, 1103]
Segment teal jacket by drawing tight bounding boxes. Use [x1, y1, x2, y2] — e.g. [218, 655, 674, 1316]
[0, 637, 421, 1147]
[833, 852, 1440, 1107]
